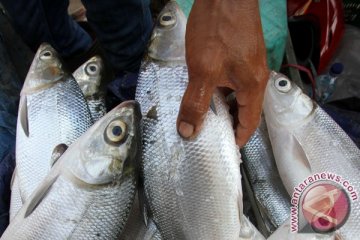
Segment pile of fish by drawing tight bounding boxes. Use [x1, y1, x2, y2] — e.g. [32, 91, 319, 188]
[2, 1, 360, 239]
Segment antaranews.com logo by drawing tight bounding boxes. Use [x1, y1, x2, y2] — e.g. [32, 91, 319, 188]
[290, 172, 357, 233]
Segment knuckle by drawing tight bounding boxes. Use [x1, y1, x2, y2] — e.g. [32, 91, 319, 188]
[187, 46, 223, 78]
[188, 59, 219, 78]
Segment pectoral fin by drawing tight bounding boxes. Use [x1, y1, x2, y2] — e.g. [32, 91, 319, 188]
[50, 144, 68, 167]
[19, 96, 29, 137]
[24, 175, 58, 218]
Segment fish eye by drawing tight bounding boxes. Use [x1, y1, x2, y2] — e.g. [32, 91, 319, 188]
[159, 12, 176, 27]
[85, 62, 99, 76]
[105, 119, 127, 144]
[39, 50, 54, 61]
[274, 78, 292, 93]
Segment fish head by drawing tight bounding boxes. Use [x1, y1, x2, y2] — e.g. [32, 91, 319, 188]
[69, 101, 142, 185]
[148, 0, 186, 62]
[21, 43, 64, 94]
[264, 72, 314, 126]
[73, 56, 103, 98]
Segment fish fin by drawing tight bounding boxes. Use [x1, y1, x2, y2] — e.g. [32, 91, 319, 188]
[18, 96, 29, 137]
[50, 144, 68, 167]
[137, 166, 151, 226]
[24, 175, 58, 218]
[293, 136, 312, 172]
[10, 167, 17, 190]
[209, 97, 217, 115]
[138, 189, 148, 226]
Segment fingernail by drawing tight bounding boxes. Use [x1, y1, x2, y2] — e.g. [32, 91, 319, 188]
[178, 121, 194, 138]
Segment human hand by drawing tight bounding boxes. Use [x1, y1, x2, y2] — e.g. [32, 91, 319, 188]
[176, 0, 270, 147]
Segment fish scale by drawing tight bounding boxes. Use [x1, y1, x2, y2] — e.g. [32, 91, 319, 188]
[5, 175, 135, 239]
[10, 44, 94, 219]
[137, 62, 244, 239]
[136, 2, 265, 239]
[16, 77, 93, 202]
[86, 98, 106, 122]
[241, 118, 291, 234]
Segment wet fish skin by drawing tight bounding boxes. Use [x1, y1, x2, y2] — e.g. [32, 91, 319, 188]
[73, 55, 106, 122]
[2, 101, 142, 239]
[263, 72, 360, 239]
[136, 2, 264, 239]
[241, 117, 291, 235]
[11, 43, 93, 218]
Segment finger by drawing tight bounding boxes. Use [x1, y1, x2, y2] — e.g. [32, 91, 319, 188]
[235, 90, 264, 147]
[177, 79, 215, 139]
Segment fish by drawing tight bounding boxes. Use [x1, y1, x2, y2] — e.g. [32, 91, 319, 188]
[263, 71, 360, 239]
[135, 1, 264, 239]
[73, 55, 107, 122]
[241, 117, 291, 236]
[11, 43, 93, 217]
[1, 101, 142, 239]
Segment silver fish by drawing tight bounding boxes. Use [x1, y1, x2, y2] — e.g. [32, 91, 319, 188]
[2, 101, 141, 239]
[73, 55, 107, 122]
[11, 43, 93, 217]
[241, 117, 291, 236]
[263, 72, 360, 239]
[135, 1, 264, 239]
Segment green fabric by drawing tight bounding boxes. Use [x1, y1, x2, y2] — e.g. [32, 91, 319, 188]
[177, 0, 193, 17]
[177, 0, 288, 71]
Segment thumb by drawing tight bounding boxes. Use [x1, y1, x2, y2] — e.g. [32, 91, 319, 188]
[177, 79, 214, 139]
